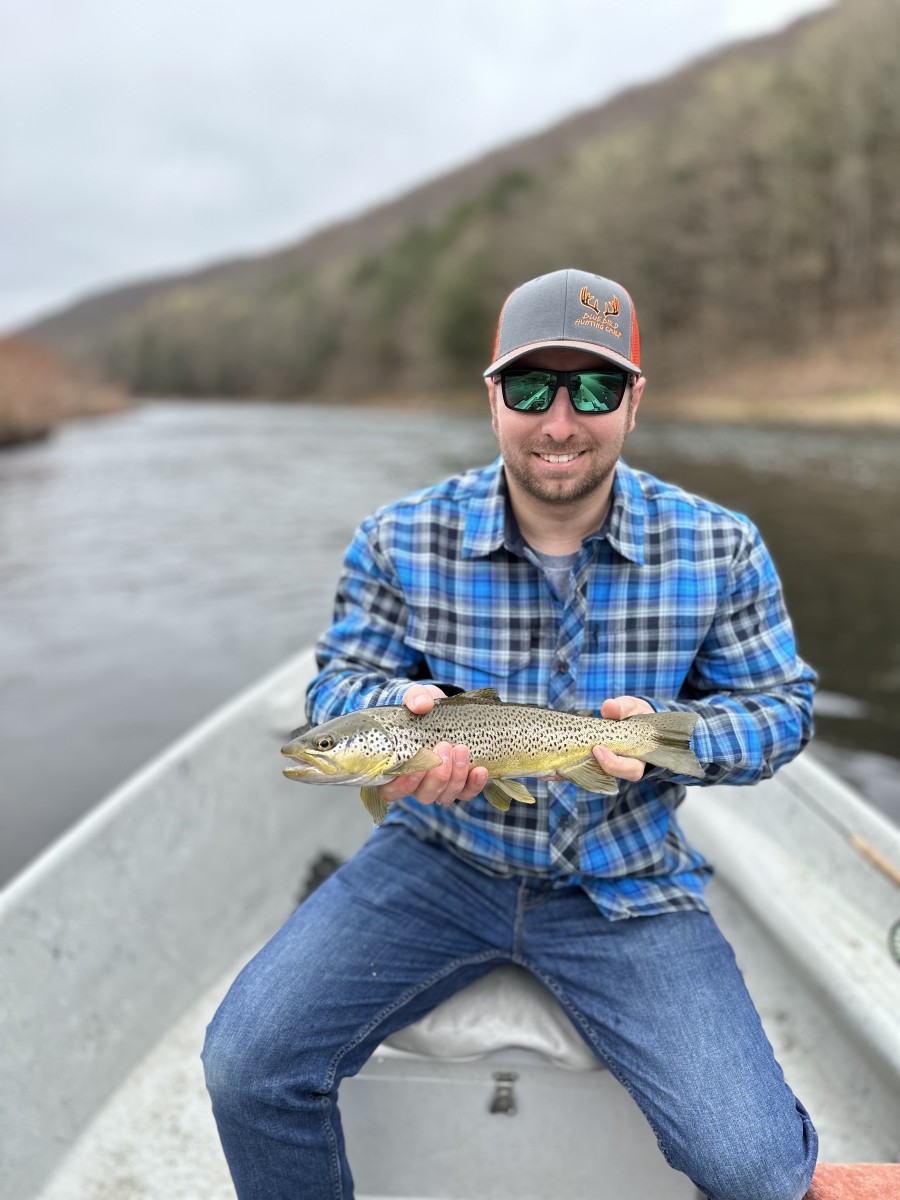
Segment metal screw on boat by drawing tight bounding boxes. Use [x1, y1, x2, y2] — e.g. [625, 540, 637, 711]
[489, 1071, 518, 1115]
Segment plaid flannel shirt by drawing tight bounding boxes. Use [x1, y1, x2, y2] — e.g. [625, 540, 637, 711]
[308, 457, 815, 919]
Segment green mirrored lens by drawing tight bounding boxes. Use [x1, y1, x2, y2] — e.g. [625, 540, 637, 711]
[570, 372, 623, 412]
[506, 371, 555, 411]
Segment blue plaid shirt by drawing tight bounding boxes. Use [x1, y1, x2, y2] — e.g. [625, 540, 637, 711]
[308, 457, 815, 919]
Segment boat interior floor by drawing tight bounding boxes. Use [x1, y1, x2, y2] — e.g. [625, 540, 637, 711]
[35, 865, 900, 1200]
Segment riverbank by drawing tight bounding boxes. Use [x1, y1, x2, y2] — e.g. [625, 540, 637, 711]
[656, 389, 900, 427]
[282, 344, 900, 427]
[658, 343, 900, 426]
[297, 389, 900, 427]
[0, 336, 128, 447]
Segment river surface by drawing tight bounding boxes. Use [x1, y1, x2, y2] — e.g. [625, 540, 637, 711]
[1, 400, 898, 885]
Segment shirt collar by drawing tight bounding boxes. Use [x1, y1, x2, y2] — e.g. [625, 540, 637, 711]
[460, 456, 646, 565]
[605, 460, 646, 565]
[461, 458, 508, 559]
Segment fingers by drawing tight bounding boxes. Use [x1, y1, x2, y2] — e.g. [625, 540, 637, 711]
[380, 771, 428, 805]
[402, 684, 445, 715]
[592, 744, 646, 782]
[379, 742, 488, 808]
[594, 695, 653, 780]
[396, 688, 485, 807]
[456, 764, 490, 803]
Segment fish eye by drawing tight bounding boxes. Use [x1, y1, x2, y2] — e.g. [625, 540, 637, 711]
[315, 735, 335, 752]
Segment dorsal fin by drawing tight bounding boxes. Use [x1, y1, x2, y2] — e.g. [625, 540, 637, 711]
[435, 687, 502, 706]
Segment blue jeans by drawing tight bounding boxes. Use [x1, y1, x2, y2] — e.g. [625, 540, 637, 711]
[203, 825, 817, 1199]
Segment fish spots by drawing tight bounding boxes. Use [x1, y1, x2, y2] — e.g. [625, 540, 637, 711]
[284, 695, 699, 796]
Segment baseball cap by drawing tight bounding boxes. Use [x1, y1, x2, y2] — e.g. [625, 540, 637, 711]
[484, 268, 641, 378]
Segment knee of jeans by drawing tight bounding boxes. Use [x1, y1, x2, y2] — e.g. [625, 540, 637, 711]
[201, 989, 315, 1106]
[703, 1162, 814, 1200]
[691, 1121, 817, 1200]
[202, 999, 257, 1102]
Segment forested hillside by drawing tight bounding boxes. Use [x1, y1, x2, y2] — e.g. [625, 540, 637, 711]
[26, 0, 900, 413]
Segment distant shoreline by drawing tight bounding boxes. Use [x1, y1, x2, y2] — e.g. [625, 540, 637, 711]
[265, 388, 900, 429]
[650, 391, 900, 428]
[6, 388, 899, 448]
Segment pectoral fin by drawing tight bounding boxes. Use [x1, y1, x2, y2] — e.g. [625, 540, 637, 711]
[360, 786, 390, 825]
[557, 758, 619, 794]
[384, 747, 443, 776]
[483, 778, 536, 811]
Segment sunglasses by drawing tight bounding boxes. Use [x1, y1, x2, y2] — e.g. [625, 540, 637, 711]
[499, 367, 633, 414]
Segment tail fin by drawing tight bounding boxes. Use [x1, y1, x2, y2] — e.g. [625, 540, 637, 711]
[636, 711, 705, 779]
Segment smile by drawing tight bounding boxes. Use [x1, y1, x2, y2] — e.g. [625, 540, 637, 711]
[537, 452, 581, 464]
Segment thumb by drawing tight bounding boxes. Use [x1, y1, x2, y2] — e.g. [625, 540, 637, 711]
[601, 695, 654, 720]
[403, 685, 445, 714]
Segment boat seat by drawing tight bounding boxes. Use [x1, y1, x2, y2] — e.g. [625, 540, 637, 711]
[383, 962, 601, 1071]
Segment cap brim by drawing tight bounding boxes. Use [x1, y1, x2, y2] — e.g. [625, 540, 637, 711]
[483, 339, 640, 378]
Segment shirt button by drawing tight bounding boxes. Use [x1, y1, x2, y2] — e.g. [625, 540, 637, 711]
[555, 656, 568, 672]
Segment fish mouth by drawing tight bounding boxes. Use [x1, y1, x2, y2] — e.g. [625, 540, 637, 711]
[282, 763, 322, 781]
[281, 765, 381, 785]
[280, 747, 381, 786]
[280, 746, 342, 780]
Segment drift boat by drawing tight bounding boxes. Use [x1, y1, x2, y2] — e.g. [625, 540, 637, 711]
[2, 648, 899, 1199]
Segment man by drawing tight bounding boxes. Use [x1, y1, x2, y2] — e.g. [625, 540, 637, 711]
[204, 268, 818, 1199]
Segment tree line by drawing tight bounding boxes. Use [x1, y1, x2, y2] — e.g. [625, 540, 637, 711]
[29, 0, 900, 406]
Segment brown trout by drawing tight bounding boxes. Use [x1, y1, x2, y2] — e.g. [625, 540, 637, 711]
[281, 687, 704, 824]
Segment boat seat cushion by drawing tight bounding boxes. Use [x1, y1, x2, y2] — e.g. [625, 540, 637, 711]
[808, 1163, 900, 1199]
[384, 963, 601, 1070]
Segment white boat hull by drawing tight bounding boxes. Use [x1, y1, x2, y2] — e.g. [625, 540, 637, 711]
[2, 648, 899, 1198]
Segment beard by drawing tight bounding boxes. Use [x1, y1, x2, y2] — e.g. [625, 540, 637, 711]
[496, 397, 633, 505]
[501, 442, 621, 505]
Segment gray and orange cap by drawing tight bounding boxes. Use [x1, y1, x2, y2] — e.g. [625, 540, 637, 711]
[484, 268, 641, 379]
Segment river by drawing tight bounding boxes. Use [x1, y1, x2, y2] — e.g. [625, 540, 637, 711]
[1, 400, 898, 885]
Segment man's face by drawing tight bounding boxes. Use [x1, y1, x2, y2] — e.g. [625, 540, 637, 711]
[488, 349, 644, 507]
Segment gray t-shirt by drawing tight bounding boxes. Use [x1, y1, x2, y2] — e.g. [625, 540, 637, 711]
[527, 546, 579, 602]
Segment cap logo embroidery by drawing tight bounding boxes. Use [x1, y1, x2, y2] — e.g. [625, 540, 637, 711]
[575, 287, 623, 340]
[579, 286, 601, 315]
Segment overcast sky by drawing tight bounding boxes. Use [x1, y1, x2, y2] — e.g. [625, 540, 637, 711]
[0, 0, 831, 332]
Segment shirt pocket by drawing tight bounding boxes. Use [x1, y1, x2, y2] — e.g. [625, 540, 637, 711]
[406, 613, 533, 691]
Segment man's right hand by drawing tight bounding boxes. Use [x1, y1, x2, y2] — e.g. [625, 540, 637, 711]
[378, 685, 488, 809]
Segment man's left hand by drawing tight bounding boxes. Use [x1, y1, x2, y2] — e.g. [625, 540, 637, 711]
[592, 695, 655, 782]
